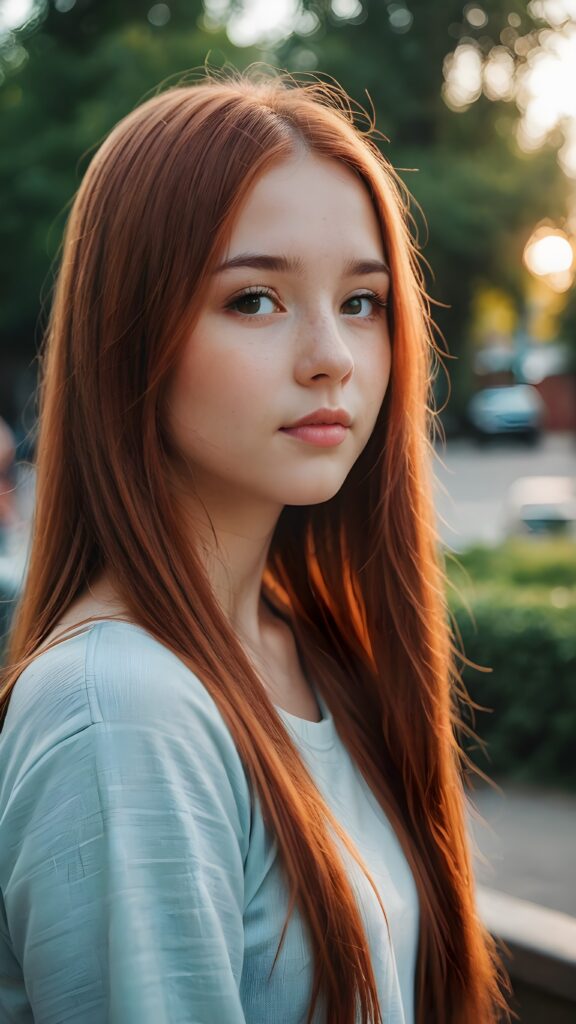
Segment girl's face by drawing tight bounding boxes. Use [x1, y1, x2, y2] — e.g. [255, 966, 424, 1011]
[166, 151, 392, 511]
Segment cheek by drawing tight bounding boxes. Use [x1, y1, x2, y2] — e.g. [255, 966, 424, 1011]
[359, 334, 392, 423]
[166, 334, 277, 445]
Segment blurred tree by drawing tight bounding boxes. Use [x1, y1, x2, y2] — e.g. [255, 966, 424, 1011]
[0, 0, 572, 427]
[0, 0, 257, 420]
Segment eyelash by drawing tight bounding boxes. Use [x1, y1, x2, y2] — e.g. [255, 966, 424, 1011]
[225, 285, 389, 319]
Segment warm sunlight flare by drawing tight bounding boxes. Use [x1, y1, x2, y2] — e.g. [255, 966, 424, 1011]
[516, 15, 576, 174]
[524, 231, 573, 275]
[442, 2, 576, 175]
[523, 226, 575, 291]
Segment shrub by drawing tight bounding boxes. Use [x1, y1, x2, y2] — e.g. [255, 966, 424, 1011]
[444, 540, 576, 790]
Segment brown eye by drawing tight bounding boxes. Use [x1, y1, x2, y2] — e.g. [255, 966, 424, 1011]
[227, 289, 278, 315]
[342, 293, 387, 317]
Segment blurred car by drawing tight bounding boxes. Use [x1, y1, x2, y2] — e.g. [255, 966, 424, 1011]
[502, 475, 576, 538]
[466, 384, 544, 444]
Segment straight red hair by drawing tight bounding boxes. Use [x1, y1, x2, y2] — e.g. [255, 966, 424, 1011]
[0, 66, 513, 1023]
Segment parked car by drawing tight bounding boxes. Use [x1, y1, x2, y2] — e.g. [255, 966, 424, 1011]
[466, 384, 544, 444]
[502, 475, 576, 538]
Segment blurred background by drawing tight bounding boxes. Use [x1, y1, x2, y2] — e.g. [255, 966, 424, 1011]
[1, 1, 575, 1018]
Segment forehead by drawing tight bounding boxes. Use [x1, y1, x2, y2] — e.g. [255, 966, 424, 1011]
[226, 152, 385, 262]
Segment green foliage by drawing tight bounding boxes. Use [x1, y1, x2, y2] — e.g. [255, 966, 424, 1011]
[444, 540, 576, 789]
[446, 537, 576, 589]
[0, 0, 259, 417]
[0, 0, 572, 425]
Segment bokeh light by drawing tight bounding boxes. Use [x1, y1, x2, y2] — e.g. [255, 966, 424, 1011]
[516, 20, 576, 170]
[442, 44, 483, 111]
[523, 226, 575, 292]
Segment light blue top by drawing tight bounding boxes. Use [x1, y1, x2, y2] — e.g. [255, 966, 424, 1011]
[0, 620, 419, 1023]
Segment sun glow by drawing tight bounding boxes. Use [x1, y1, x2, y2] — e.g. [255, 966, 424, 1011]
[443, 2, 576, 176]
[523, 227, 575, 291]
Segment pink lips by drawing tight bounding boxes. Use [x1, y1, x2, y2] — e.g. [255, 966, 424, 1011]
[279, 424, 348, 446]
[280, 407, 352, 445]
[282, 407, 352, 429]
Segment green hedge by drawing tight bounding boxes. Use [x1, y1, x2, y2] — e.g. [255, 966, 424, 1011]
[444, 540, 576, 790]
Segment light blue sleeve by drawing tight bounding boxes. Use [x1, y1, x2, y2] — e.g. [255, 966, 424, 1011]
[1, 634, 251, 1023]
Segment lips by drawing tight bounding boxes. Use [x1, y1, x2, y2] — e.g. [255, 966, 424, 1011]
[281, 407, 352, 429]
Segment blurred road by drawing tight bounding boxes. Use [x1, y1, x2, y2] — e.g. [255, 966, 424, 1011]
[466, 782, 576, 915]
[432, 431, 576, 551]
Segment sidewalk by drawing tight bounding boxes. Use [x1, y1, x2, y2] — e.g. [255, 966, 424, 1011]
[465, 782, 576, 915]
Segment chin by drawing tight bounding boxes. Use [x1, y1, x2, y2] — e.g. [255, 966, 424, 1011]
[280, 479, 346, 507]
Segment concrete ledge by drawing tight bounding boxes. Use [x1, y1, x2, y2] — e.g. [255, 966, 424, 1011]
[477, 884, 576, 1003]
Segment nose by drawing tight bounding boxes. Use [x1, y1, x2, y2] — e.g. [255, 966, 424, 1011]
[294, 309, 354, 385]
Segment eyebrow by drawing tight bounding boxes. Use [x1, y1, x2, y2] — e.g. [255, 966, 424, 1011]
[213, 252, 390, 277]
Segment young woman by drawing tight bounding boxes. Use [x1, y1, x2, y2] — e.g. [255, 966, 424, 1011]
[0, 68, 512, 1023]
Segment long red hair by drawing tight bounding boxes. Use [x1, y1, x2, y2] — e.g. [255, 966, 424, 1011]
[0, 66, 512, 1023]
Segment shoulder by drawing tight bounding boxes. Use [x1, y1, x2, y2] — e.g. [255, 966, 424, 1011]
[1, 621, 250, 816]
[84, 620, 229, 733]
[5, 619, 233, 730]
[2, 614, 230, 729]
[0, 626, 252, 998]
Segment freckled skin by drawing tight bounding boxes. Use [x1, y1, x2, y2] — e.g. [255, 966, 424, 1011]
[165, 151, 392, 514]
